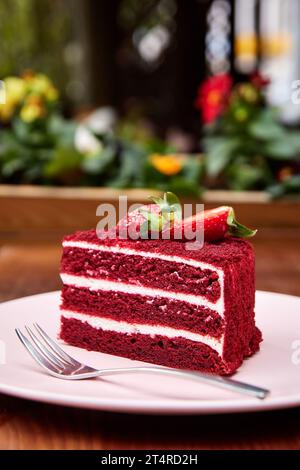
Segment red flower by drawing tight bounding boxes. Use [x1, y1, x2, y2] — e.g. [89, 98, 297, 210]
[195, 74, 232, 124]
[250, 72, 270, 89]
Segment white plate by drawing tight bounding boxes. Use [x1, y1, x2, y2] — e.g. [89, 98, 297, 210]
[0, 290, 299, 415]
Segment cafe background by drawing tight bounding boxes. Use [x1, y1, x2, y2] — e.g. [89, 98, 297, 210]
[0, 0, 299, 256]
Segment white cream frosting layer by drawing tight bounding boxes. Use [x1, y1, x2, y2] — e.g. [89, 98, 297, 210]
[61, 273, 224, 315]
[61, 309, 224, 356]
[62, 240, 225, 314]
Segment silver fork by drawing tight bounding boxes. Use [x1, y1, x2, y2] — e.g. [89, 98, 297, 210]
[15, 323, 270, 400]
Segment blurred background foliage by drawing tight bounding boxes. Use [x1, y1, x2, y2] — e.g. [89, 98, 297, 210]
[0, 72, 202, 196]
[0, 0, 300, 197]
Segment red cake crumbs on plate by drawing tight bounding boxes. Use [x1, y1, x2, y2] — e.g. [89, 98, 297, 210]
[59, 228, 262, 375]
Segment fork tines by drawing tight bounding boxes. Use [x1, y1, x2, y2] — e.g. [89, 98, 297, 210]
[15, 323, 81, 375]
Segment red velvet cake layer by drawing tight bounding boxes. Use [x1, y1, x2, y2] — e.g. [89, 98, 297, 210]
[64, 229, 253, 267]
[221, 245, 257, 365]
[61, 247, 221, 301]
[60, 231, 262, 375]
[61, 285, 224, 338]
[60, 317, 261, 375]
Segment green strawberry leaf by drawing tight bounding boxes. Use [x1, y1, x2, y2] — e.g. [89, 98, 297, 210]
[149, 191, 182, 222]
[139, 208, 162, 232]
[227, 209, 257, 238]
[140, 220, 150, 239]
[140, 192, 183, 237]
[149, 196, 165, 206]
[164, 191, 181, 207]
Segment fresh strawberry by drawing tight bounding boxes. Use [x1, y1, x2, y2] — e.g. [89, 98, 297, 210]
[115, 192, 256, 242]
[116, 192, 183, 239]
[116, 204, 161, 239]
[172, 206, 256, 241]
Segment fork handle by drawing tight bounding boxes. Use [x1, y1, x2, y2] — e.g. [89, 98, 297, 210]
[87, 366, 269, 400]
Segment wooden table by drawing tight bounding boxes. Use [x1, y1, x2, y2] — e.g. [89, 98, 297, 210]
[1, 229, 300, 450]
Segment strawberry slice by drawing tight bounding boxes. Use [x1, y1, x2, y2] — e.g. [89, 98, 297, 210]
[115, 192, 256, 242]
[116, 204, 161, 239]
[172, 206, 257, 241]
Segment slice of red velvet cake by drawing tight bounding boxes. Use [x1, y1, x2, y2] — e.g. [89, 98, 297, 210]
[59, 228, 262, 375]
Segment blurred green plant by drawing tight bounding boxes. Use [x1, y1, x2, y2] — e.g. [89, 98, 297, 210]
[0, 72, 202, 196]
[195, 73, 300, 197]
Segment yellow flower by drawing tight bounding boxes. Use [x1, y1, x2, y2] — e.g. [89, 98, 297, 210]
[45, 85, 59, 102]
[238, 84, 259, 103]
[0, 72, 59, 122]
[20, 103, 46, 122]
[0, 101, 16, 122]
[0, 77, 28, 121]
[150, 154, 183, 176]
[25, 94, 44, 106]
[4, 77, 27, 104]
[29, 74, 51, 92]
[28, 74, 59, 101]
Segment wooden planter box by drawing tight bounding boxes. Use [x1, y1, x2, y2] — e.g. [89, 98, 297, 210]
[0, 184, 299, 239]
